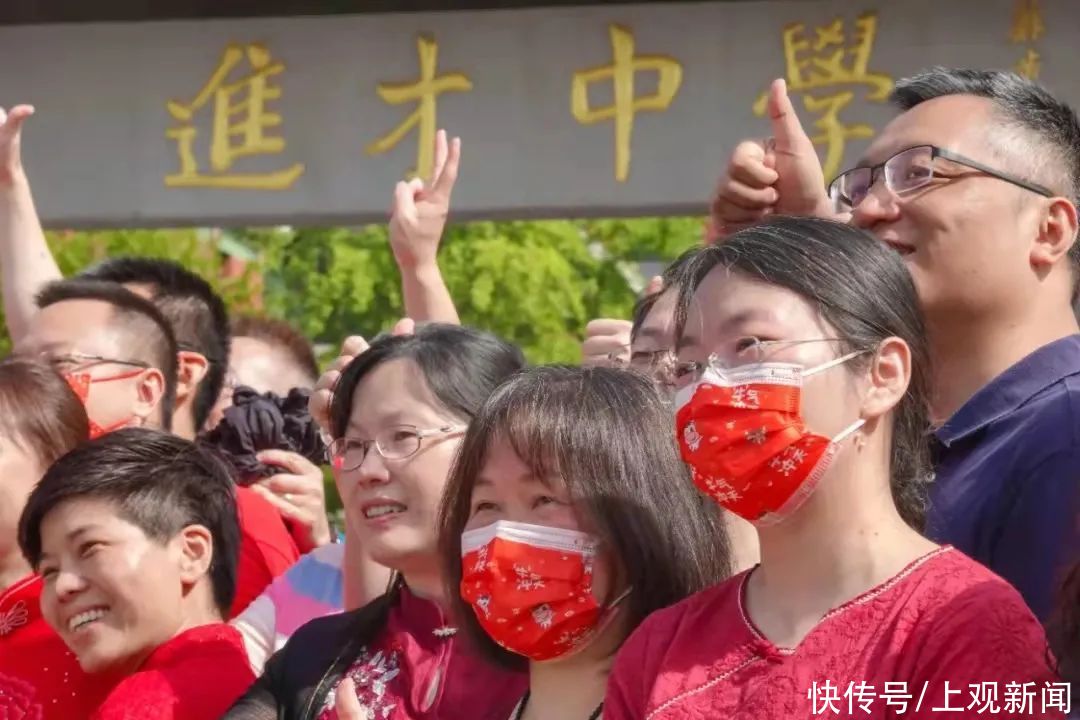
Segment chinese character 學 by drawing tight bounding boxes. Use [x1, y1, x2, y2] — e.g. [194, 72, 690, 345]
[1010, 0, 1045, 79]
[571, 25, 683, 183]
[366, 35, 473, 180]
[753, 12, 894, 182]
[165, 43, 304, 190]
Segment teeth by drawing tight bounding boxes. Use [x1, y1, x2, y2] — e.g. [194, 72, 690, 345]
[364, 504, 405, 519]
[69, 608, 107, 632]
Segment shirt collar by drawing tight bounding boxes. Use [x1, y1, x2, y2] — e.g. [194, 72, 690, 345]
[935, 334, 1080, 447]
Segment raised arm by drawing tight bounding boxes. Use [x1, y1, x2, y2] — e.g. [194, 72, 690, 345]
[0, 106, 63, 343]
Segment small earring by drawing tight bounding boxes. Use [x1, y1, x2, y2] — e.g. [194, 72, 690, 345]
[854, 432, 867, 451]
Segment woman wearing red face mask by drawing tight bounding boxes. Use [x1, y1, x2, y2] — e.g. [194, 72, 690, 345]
[604, 216, 1064, 719]
[438, 365, 731, 720]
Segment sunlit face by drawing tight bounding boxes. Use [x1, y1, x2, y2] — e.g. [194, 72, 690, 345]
[0, 435, 45, 575]
[630, 289, 679, 394]
[465, 437, 614, 605]
[678, 268, 865, 442]
[850, 95, 1047, 319]
[19, 300, 159, 432]
[336, 359, 464, 575]
[205, 335, 315, 429]
[38, 499, 196, 675]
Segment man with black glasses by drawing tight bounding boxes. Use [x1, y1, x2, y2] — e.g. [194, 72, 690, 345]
[711, 68, 1080, 620]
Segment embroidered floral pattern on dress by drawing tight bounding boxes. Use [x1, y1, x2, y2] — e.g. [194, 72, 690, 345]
[0, 601, 29, 636]
[319, 647, 402, 720]
[0, 670, 42, 720]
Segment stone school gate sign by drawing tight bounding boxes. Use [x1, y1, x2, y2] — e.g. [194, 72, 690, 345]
[0, 0, 1075, 227]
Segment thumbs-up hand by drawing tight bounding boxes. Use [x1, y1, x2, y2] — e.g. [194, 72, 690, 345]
[712, 80, 835, 237]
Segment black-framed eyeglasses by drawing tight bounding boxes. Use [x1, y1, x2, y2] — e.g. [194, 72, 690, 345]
[829, 144, 1054, 213]
[40, 352, 150, 374]
[330, 424, 465, 470]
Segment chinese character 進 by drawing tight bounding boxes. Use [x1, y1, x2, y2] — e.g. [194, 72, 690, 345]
[843, 681, 876, 714]
[1010, 0, 1045, 79]
[931, 681, 965, 713]
[753, 12, 894, 181]
[807, 680, 842, 715]
[967, 681, 1001, 714]
[1042, 681, 1072, 714]
[366, 35, 473, 180]
[1004, 681, 1038, 715]
[570, 25, 683, 183]
[165, 43, 305, 190]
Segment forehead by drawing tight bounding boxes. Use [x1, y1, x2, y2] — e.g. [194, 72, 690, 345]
[683, 268, 826, 339]
[20, 300, 122, 355]
[348, 357, 445, 430]
[39, 496, 129, 542]
[863, 94, 996, 163]
[635, 289, 679, 345]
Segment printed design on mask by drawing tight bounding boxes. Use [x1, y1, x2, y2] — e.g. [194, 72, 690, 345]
[460, 521, 602, 661]
[683, 421, 703, 452]
[318, 647, 401, 720]
[514, 564, 546, 591]
[674, 361, 859, 525]
[0, 601, 29, 636]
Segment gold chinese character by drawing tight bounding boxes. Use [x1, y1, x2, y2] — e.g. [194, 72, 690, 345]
[753, 13, 894, 181]
[570, 25, 683, 182]
[366, 35, 473, 180]
[1010, 0, 1044, 44]
[1015, 48, 1042, 79]
[165, 43, 304, 190]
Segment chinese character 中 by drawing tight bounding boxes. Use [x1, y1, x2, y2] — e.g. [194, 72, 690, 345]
[967, 681, 1001, 714]
[571, 25, 683, 183]
[843, 681, 876, 714]
[1004, 681, 1038, 715]
[753, 12, 894, 181]
[1042, 682, 1072, 714]
[1010, 0, 1045, 79]
[365, 35, 473, 180]
[807, 680, 842, 715]
[931, 681, 965, 713]
[165, 43, 304, 190]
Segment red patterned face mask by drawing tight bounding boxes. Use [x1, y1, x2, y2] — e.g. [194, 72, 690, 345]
[674, 353, 865, 526]
[63, 370, 143, 439]
[461, 521, 622, 662]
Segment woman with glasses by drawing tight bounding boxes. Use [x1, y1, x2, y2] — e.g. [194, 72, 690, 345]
[226, 324, 529, 720]
[437, 365, 730, 720]
[605, 216, 1061, 719]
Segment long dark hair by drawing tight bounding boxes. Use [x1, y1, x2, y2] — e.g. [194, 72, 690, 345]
[0, 357, 89, 466]
[1049, 563, 1080, 697]
[676, 216, 933, 529]
[439, 365, 731, 669]
[327, 324, 527, 644]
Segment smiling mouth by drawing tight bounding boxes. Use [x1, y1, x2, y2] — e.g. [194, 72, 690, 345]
[68, 607, 109, 633]
[363, 502, 406, 519]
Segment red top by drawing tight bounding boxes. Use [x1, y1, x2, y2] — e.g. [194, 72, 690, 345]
[0, 573, 112, 719]
[606, 548, 1065, 720]
[317, 585, 528, 720]
[232, 486, 301, 618]
[91, 623, 254, 720]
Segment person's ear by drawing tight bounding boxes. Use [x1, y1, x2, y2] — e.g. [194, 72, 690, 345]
[131, 368, 166, 425]
[1031, 197, 1079, 270]
[174, 351, 210, 408]
[860, 337, 911, 421]
[173, 524, 214, 590]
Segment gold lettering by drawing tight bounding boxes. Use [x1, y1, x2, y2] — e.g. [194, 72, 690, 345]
[1010, 0, 1044, 79]
[366, 35, 473, 180]
[570, 25, 683, 182]
[165, 43, 304, 190]
[753, 12, 894, 181]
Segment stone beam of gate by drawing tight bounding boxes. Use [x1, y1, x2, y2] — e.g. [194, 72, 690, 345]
[0, 0, 1073, 227]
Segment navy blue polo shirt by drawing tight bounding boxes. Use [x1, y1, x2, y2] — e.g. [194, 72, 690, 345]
[927, 334, 1080, 620]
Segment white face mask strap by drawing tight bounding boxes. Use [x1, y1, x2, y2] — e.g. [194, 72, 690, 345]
[803, 349, 866, 378]
[833, 418, 866, 444]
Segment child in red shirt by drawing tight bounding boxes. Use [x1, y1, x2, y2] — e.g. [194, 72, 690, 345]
[17, 428, 256, 719]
